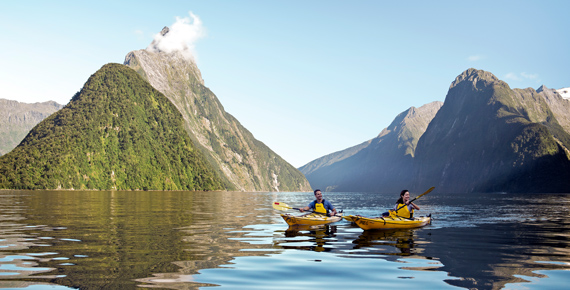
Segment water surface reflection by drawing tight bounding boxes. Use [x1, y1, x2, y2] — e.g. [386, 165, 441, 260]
[0, 190, 569, 289]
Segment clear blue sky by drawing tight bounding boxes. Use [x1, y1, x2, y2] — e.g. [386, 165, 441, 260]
[1, 1, 568, 167]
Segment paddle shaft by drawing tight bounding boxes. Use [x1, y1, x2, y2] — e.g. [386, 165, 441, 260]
[273, 202, 302, 211]
[273, 202, 336, 216]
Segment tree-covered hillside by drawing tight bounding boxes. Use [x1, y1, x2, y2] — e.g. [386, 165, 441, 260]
[0, 63, 224, 190]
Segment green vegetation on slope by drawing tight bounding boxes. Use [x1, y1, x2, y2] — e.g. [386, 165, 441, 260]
[0, 63, 224, 190]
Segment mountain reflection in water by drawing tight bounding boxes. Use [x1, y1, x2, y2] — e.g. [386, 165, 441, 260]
[279, 225, 418, 256]
[0, 190, 569, 289]
[352, 228, 418, 256]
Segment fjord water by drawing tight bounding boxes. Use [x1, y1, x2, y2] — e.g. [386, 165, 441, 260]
[0, 191, 569, 289]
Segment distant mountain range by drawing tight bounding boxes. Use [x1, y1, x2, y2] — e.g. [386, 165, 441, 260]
[0, 99, 63, 156]
[299, 101, 442, 193]
[301, 69, 570, 193]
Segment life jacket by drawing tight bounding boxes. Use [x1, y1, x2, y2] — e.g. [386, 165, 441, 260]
[394, 203, 413, 218]
[313, 200, 328, 214]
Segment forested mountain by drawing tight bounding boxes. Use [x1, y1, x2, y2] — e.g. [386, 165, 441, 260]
[299, 102, 442, 192]
[0, 99, 63, 156]
[124, 27, 311, 192]
[0, 63, 224, 190]
[301, 69, 570, 193]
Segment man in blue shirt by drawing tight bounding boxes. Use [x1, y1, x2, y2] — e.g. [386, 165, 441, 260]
[299, 189, 338, 216]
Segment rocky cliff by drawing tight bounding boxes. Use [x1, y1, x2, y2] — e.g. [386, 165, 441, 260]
[124, 27, 311, 192]
[0, 99, 63, 155]
[537, 85, 570, 134]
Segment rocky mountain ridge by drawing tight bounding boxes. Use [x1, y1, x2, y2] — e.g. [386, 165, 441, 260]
[538, 85, 570, 133]
[124, 28, 311, 192]
[0, 99, 63, 156]
[556, 87, 570, 99]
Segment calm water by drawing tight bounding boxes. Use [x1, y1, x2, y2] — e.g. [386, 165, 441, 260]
[0, 190, 569, 290]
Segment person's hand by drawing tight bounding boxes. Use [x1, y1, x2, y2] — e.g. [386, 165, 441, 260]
[299, 208, 304, 212]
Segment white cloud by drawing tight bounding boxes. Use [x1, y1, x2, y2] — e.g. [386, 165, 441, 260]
[467, 54, 485, 61]
[146, 12, 206, 60]
[505, 72, 521, 81]
[521, 72, 539, 80]
[504, 72, 540, 83]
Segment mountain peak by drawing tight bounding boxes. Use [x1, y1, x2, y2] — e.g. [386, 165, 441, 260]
[159, 26, 169, 36]
[450, 68, 500, 90]
[145, 25, 199, 62]
[147, 27, 170, 53]
[125, 25, 205, 86]
[536, 84, 548, 93]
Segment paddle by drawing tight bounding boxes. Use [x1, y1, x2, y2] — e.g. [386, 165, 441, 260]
[273, 201, 302, 211]
[391, 187, 435, 218]
[395, 187, 435, 212]
[272, 202, 329, 216]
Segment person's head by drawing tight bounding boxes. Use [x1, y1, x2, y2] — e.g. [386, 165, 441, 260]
[398, 190, 410, 203]
[314, 189, 323, 200]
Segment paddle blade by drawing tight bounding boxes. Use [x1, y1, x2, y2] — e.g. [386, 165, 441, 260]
[414, 186, 435, 200]
[272, 202, 292, 211]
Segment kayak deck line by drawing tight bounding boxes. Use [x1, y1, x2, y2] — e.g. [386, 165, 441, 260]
[280, 212, 343, 226]
[346, 214, 432, 230]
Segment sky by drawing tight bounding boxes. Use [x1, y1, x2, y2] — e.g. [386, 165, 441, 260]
[1, 1, 569, 167]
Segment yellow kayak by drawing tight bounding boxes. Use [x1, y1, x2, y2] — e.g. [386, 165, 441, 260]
[280, 212, 343, 226]
[348, 215, 431, 230]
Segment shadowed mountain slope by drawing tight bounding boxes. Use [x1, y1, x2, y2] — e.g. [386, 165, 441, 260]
[413, 69, 570, 193]
[301, 68, 570, 194]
